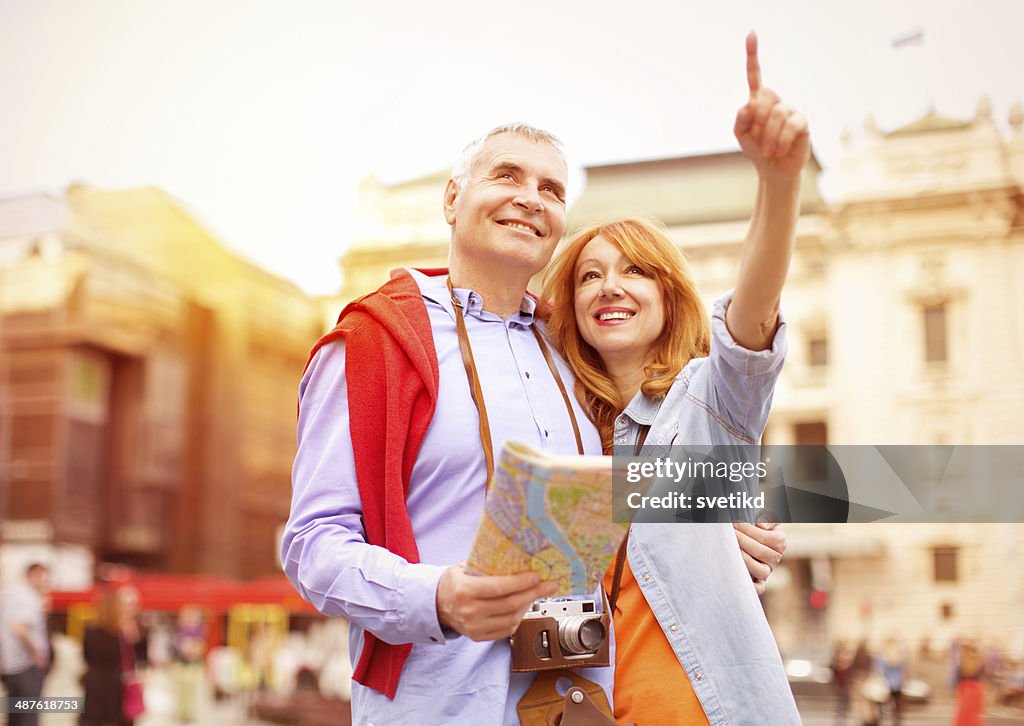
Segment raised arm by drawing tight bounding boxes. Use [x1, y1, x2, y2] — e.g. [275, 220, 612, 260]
[726, 31, 810, 350]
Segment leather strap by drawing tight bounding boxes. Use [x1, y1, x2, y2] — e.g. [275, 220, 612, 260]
[447, 278, 584, 487]
[608, 534, 628, 616]
[633, 424, 651, 456]
[608, 424, 652, 614]
[448, 277, 496, 482]
[533, 326, 585, 458]
[516, 670, 617, 726]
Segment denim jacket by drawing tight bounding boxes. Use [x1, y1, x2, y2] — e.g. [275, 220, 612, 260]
[612, 293, 800, 725]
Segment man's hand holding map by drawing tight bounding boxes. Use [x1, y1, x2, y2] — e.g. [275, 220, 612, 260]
[466, 441, 628, 597]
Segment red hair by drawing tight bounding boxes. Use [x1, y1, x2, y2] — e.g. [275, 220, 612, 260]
[541, 217, 709, 449]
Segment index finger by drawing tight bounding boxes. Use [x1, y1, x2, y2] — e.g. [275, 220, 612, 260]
[746, 30, 761, 94]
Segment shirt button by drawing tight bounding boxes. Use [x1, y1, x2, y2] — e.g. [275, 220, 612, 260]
[525, 371, 531, 379]
[544, 430, 550, 438]
[642, 574, 650, 582]
[695, 672, 704, 681]
[618, 437, 626, 444]
[669, 625, 678, 634]
[430, 636, 439, 643]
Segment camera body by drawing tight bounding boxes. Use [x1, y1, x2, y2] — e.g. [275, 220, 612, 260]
[509, 598, 610, 672]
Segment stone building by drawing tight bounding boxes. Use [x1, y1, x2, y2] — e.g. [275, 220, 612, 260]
[0, 185, 323, 585]
[766, 100, 1024, 658]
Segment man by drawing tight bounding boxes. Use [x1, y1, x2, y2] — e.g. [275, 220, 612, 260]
[282, 123, 784, 724]
[0, 563, 51, 726]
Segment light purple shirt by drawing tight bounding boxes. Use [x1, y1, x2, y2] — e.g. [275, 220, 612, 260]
[0, 583, 48, 674]
[282, 270, 609, 725]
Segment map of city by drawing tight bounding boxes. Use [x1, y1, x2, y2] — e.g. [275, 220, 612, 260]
[466, 441, 628, 596]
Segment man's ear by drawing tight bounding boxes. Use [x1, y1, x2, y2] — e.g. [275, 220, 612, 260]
[443, 179, 459, 225]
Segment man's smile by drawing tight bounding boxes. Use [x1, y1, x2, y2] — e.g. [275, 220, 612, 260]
[496, 219, 542, 237]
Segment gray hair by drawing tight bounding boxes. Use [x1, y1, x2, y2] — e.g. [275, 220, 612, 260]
[451, 123, 565, 188]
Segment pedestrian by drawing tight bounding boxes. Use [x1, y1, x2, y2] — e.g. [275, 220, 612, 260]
[832, 641, 855, 725]
[80, 585, 146, 726]
[850, 640, 880, 726]
[0, 563, 51, 726]
[172, 605, 206, 723]
[876, 638, 907, 725]
[953, 642, 986, 726]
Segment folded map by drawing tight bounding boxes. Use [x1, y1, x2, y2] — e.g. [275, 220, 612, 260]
[466, 441, 628, 596]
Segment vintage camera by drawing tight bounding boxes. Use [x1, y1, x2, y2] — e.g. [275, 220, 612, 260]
[509, 598, 610, 672]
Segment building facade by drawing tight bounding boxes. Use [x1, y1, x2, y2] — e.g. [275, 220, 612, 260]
[0, 186, 323, 585]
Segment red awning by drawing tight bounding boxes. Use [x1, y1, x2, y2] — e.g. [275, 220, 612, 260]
[50, 572, 318, 615]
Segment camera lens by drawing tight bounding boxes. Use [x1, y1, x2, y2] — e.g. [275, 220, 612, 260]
[558, 616, 606, 655]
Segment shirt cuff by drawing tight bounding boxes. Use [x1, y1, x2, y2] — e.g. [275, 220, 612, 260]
[399, 563, 449, 645]
[711, 291, 788, 377]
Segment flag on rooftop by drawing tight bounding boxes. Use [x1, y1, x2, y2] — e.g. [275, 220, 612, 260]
[892, 28, 925, 48]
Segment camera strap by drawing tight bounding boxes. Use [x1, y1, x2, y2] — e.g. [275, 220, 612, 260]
[608, 423, 651, 614]
[447, 277, 584, 488]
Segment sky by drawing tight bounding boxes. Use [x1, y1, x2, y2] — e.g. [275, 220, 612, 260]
[1, 0, 1022, 295]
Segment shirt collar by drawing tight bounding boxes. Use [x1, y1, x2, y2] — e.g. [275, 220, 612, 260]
[620, 389, 663, 426]
[408, 268, 537, 325]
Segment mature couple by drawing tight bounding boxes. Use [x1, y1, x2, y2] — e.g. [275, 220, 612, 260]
[283, 33, 807, 725]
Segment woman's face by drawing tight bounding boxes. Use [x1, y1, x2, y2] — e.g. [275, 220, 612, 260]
[117, 586, 140, 618]
[573, 235, 665, 366]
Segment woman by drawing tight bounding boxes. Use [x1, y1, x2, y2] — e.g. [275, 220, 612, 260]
[80, 585, 146, 726]
[953, 642, 985, 726]
[172, 605, 207, 723]
[876, 639, 908, 726]
[540, 32, 807, 725]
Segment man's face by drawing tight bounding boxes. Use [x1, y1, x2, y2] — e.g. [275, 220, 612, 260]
[28, 567, 50, 594]
[444, 133, 568, 278]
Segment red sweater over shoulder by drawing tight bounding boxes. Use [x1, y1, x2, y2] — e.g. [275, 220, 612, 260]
[301, 268, 445, 698]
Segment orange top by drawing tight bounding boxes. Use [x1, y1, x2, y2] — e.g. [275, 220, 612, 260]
[604, 556, 711, 726]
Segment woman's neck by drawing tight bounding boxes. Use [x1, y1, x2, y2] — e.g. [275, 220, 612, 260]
[603, 355, 648, 408]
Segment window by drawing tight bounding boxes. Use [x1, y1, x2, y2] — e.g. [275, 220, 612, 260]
[793, 421, 829, 481]
[808, 336, 828, 367]
[10, 413, 55, 450]
[69, 351, 110, 424]
[794, 421, 828, 446]
[923, 304, 948, 363]
[7, 477, 52, 519]
[933, 546, 958, 582]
